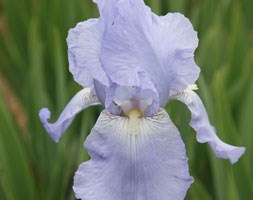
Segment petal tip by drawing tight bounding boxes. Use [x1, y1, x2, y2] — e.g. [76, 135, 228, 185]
[211, 141, 246, 164]
[229, 146, 246, 164]
[39, 108, 60, 143]
[39, 108, 51, 122]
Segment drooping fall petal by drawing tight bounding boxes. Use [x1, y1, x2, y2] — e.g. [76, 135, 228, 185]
[170, 88, 245, 164]
[39, 88, 100, 142]
[74, 109, 193, 200]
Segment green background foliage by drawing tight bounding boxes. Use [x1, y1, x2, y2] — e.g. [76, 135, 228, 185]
[0, 0, 252, 199]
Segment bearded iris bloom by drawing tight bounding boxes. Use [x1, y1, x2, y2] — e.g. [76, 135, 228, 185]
[39, 0, 245, 199]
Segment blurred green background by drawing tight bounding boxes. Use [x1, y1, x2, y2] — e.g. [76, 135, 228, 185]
[0, 0, 252, 199]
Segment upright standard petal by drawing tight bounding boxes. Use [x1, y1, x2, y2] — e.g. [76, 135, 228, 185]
[152, 13, 200, 95]
[67, 18, 109, 88]
[100, 0, 199, 107]
[170, 87, 245, 164]
[73, 109, 193, 200]
[39, 88, 100, 142]
[100, 0, 169, 106]
[93, 0, 120, 26]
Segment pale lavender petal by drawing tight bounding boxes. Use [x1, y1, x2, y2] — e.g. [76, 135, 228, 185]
[138, 71, 160, 115]
[100, 0, 199, 108]
[100, 0, 166, 104]
[39, 88, 100, 142]
[67, 0, 200, 114]
[112, 74, 159, 116]
[67, 18, 109, 88]
[114, 86, 136, 102]
[73, 109, 193, 200]
[93, 80, 106, 105]
[170, 89, 245, 164]
[152, 13, 200, 94]
[93, 0, 120, 26]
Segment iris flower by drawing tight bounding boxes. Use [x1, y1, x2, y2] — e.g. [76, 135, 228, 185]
[39, 0, 245, 199]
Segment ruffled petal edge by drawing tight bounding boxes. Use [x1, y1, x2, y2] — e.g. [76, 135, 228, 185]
[170, 85, 245, 164]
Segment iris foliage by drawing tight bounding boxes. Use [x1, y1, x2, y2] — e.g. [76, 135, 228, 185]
[0, 0, 252, 199]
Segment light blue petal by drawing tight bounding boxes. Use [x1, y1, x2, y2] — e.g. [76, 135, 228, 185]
[170, 89, 245, 164]
[138, 72, 160, 115]
[39, 88, 100, 142]
[73, 109, 193, 200]
[100, 0, 164, 99]
[67, 18, 109, 88]
[100, 0, 199, 107]
[152, 13, 200, 94]
[112, 75, 160, 116]
[114, 86, 136, 102]
[68, 0, 199, 114]
[93, 80, 106, 105]
[93, 0, 120, 26]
